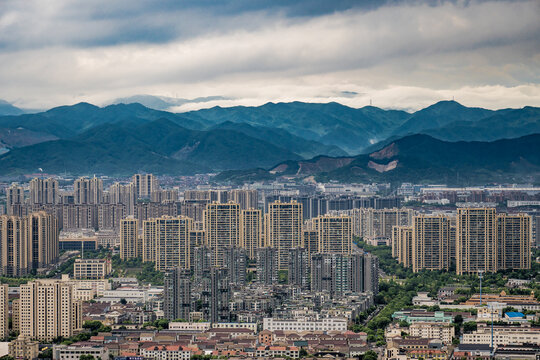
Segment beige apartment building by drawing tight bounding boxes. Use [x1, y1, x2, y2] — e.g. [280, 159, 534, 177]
[74, 176, 103, 205]
[240, 209, 263, 259]
[132, 174, 159, 198]
[73, 258, 112, 280]
[456, 208, 531, 274]
[0, 211, 58, 276]
[204, 202, 241, 267]
[412, 215, 452, 272]
[120, 217, 140, 260]
[313, 214, 352, 255]
[19, 279, 82, 341]
[29, 177, 59, 205]
[360, 208, 414, 245]
[143, 216, 193, 271]
[266, 201, 303, 270]
[0, 284, 8, 339]
[408, 322, 455, 344]
[392, 226, 413, 268]
[497, 213, 531, 270]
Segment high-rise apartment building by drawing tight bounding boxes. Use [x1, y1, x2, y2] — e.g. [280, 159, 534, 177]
[311, 252, 379, 296]
[132, 174, 159, 199]
[204, 202, 240, 267]
[193, 246, 212, 282]
[144, 216, 193, 271]
[210, 268, 230, 323]
[359, 208, 414, 245]
[288, 248, 309, 290]
[108, 182, 136, 215]
[163, 268, 192, 321]
[229, 189, 258, 210]
[412, 215, 452, 272]
[0, 212, 58, 276]
[74, 176, 103, 205]
[29, 178, 59, 205]
[266, 201, 303, 270]
[0, 284, 8, 339]
[240, 209, 263, 259]
[497, 213, 531, 270]
[6, 183, 24, 216]
[257, 247, 278, 285]
[120, 217, 140, 260]
[225, 247, 247, 286]
[456, 208, 497, 275]
[392, 226, 413, 268]
[303, 230, 318, 266]
[19, 279, 82, 341]
[313, 214, 352, 255]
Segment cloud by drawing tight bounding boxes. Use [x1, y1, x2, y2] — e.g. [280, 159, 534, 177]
[0, 0, 538, 111]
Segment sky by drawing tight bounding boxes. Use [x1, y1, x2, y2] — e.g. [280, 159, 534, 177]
[0, 0, 539, 112]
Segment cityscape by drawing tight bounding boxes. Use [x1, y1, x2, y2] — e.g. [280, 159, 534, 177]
[0, 1, 539, 360]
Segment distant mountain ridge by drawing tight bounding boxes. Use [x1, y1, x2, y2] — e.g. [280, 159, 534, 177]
[217, 134, 540, 185]
[0, 99, 538, 178]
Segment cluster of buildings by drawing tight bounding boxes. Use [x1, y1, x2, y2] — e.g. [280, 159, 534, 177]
[391, 208, 531, 274]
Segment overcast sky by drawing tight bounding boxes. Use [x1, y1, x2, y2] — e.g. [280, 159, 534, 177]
[1, 0, 539, 111]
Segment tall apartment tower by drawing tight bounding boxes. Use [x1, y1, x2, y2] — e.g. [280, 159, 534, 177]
[0, 212, 58, 276]
[28, 211, 58, 270]
[193, 246, 212, 282]
[311, 253, 351, 296]
[108, 182, 136, 215]
[257, 247, 278, 285]
[163, 268, 192, 321]
[74, 176, 103, 205]
[204, 202, 240, 267]
[240, 209, 263, 259]
[19, 280, 82, 341]
[29, 178, 59, 205]
[6, 183, 24, 216]
[266, 201, 303, 270]
[314, 214, 352, 255]
[0, 216, 29, 276]
[229, 189, 258, 210]
[288, 248, 310, 290]
[132, 174, 159, 199]
[497, 214, 531, 270]
[456, 208, 497, 275]
[392, 226, 413, 268]
[210, 268, 230, 323]
[225, 247, 247, 286]
[120, 217, 140, 260]
[412, 215, 452, 272]
[303, 230, 318, 266]
[311, 252, 379, 296]
[0, 284, 8, 339]
[144, 216, 193, 271]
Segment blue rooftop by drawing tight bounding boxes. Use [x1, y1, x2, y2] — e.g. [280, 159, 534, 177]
[505, 312, 524, 318]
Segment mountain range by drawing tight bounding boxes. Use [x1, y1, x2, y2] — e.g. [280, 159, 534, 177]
[217, 134, 540, 185]
[0, 97, 538, 183]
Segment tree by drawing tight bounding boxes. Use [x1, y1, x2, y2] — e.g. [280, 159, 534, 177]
[363, 350, 378, 360]
[119, 298, 127, 305]
[454, 314, 463, 325]
[463, 322, 477, 333]
[79, 356, 95, 360]
[299, 348, 308, 357]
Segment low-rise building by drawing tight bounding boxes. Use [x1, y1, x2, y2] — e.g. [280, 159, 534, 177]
[74, 258, 112, 279]
[263, 317, 348, 332]
[392, 310, 453, 324]
[9, 335, 39, 360]
[140, 344, 191, 360]
[53, 343, 109, 360]
[462, 324, 540, 346]
[408, 322, 455, 344]
[255, 346, 299, 358]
